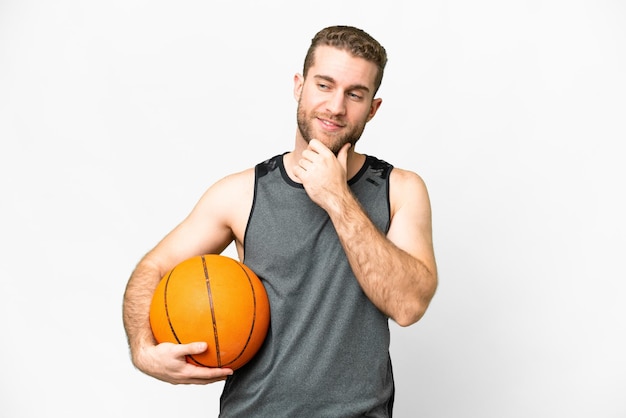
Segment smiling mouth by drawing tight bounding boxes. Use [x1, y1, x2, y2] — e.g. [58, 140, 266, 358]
[317, 116, 345, 130]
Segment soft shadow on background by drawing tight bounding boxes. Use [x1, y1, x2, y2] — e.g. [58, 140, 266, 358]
[1, 1, 624, 417]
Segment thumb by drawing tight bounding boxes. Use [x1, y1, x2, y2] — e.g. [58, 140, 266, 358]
[337, 142, 351, 169]
[184, 341, 208, 355]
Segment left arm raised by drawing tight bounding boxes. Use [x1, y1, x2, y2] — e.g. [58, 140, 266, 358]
[295, 141, 438, 326]
[331, 167, 437, 326]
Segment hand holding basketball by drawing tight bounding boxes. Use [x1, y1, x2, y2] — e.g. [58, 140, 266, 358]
[149, 254, 270, 371]
[134, 341, 234, 385]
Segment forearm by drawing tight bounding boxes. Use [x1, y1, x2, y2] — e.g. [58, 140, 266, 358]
[122, 255, 236, 384]
[122, 257, 162, 364]
[328, 194, 437, 326]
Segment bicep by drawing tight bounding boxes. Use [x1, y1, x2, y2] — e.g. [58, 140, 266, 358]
[144, 171, 253, 276]
[386, 169, 437, 275]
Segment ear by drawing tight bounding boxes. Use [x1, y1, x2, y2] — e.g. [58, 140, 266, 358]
[366, 98, 383, 122]
[293, 73, 304, 101]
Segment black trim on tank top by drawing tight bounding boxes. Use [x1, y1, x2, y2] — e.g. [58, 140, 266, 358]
[273, 153, 384, 189]
[348, 155, 375, 186]
[276, 153, 303, 188]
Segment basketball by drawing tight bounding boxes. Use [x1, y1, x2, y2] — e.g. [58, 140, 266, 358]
[149, 254, 270, 370]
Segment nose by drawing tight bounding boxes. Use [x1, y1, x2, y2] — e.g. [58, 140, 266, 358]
[325, 90, 347, 116]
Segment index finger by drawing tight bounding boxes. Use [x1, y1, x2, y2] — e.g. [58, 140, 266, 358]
[307, 138, 332, 155]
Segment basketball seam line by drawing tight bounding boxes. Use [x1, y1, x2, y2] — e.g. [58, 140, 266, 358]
[163, 270, 183, 344]
[226, 261, 257, 367]
[202, 255, 222, 367]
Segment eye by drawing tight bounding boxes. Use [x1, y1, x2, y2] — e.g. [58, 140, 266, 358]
[348, 92, 363, 100]
[317, 83, 330, 90]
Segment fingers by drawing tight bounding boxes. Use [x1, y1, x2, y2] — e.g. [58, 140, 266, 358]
[300, 140, 350, 169]
[148, 342, 234, 385]
[300, 139, 334, 165]
[301, 145, 322, 164]
[306, 138, 327, 153]
[305, 139, 350, 158]
[176, 341, 235, 378]
[178, 362, 234, 384]
[181, 375, 229, 385]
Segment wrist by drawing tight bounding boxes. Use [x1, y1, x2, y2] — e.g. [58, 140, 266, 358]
[129, 334, 157, 369]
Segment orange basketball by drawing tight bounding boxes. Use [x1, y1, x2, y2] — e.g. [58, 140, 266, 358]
[149, 254, 270, 370]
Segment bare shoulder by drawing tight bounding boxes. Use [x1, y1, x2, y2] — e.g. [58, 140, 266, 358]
[387, 166, 436, 274]
[142, 166, 257, 272]
[195, 167, 256, 234]
[209, 166, 256, 198]
[389, 166, 428, 186]
[388, 167, 432, 216]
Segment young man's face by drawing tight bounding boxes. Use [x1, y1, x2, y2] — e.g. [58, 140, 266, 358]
[294, 46, 382, 154]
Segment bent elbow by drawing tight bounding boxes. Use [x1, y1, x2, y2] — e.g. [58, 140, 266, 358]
[393, 316, 417, 328]
[393, 285, 437, 327]
[393, 306, 426, 327]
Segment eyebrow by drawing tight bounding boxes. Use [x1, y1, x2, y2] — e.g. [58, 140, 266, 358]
[313, 75, 371, 94]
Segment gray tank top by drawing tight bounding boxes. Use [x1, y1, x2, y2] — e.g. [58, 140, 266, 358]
[219, 154, 395, 417]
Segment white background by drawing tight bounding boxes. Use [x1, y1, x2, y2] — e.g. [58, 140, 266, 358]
[1, 1, 625, 417]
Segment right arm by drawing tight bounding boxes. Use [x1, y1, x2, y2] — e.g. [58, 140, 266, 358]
[122, 168, 254, 384]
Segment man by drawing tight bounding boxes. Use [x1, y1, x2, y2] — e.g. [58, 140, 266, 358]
[123, 25, 437, 416]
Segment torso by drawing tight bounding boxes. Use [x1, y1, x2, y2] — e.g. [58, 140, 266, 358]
[219, 153, 396, 417]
